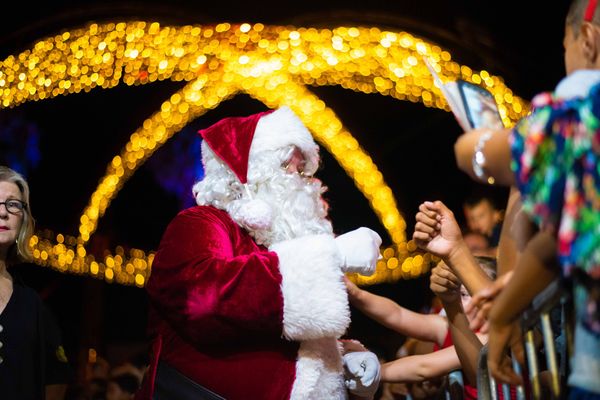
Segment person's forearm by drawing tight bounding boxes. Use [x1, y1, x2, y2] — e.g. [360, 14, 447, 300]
[350, 290, 406, 328]
[381, 357, 427, 382]
[454, 128, 515, 186]
[381, 348, 459, 383]
[445, 243, 492, 295]
[496, 187, 521, 276]
[489, 231, 559, 326]
[351, 287, 445, 343]
[442, 299, 483, 385]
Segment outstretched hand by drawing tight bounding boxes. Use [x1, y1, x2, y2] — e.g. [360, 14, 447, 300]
[429, 261, 461, 304]
[413, 201, 463, 258]
[465, 271, 513, 332]
[344, 276, 362, 299]
[487, 320, 524, 386]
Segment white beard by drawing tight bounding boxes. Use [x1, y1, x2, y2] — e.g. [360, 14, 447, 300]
[194, 145, 333, 247]
[227, 169, 333, 246]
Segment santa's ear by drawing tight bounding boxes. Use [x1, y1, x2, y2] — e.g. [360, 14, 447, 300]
[581, 21, 600, 66]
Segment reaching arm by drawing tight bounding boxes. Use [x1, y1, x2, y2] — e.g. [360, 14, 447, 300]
[489, 230, 559, 328]
[464, 189, 539, 332]
[496, 187, 521, 276]
[381, 346, 461, 383]
[345, 276, 447, 344]
[413, 200, 492, 295]
[445, 244, 494, 296]
[429, 261, 487, 386]
[442, 300, 487, 386]
[487, 230, 560, 385]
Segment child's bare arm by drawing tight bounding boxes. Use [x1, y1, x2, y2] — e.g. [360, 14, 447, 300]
[381, 346, 460, 383]
[345, 276, 446, 344]
[430, 262, 485, 386]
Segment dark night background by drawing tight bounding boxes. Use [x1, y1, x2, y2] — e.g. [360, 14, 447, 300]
[0, 0, 570, 377]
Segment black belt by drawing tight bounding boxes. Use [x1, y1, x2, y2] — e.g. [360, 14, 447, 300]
[153, 360, 226, 400]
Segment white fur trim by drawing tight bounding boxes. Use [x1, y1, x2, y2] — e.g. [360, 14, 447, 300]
[270, 234, 350, 340]
[290, 338, 348, 400]
[250, 107, 320, 175]
[555, 69, 600, 99]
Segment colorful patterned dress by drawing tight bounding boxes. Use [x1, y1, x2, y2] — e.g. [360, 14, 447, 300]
[510, 69, 600, 396]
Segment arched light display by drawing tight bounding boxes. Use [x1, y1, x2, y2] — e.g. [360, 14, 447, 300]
[0, 21, 529, 286]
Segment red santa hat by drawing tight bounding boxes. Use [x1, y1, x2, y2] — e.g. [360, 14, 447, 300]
[198, 106, 319, 184]
[197, 106, 320, 231]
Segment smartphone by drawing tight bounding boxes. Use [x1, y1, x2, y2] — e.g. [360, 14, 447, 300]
[457, 80, 504, 130]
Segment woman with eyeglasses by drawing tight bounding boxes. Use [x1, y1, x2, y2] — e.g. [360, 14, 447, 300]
[0, 165, 72, 400]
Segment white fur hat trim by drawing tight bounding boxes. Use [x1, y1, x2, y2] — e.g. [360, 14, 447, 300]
[249, 106, 320, 176]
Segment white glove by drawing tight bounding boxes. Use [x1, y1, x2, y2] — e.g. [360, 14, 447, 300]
[343, 351, 381, 398]
[335, 227, 382, 276]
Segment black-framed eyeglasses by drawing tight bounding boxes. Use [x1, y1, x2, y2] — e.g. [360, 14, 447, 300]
[0, 199, 27, 215]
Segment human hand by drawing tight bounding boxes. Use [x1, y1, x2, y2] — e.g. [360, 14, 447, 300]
[413, 201, 463, 258]
[341, 338, 369, 353]
[465, 271, 513, 332]
[335, 227, 382, 276]
[344, 276, 362, 299]
[487, 320, 523, 386]
[507, 323, 525, 367]
[343, 351, 381, 398]
[429, 261, 461, 304]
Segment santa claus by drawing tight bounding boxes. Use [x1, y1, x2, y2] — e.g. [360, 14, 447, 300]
[136, 106, 382, 399]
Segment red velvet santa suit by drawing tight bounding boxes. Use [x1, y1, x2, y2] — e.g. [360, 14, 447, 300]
[136, 205, 351, 399]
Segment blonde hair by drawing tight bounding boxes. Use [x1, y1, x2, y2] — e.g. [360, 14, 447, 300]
[0, 166, 34, 264]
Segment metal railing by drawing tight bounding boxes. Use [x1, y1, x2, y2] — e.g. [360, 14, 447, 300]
[520, 278, 572, 400]
[477, 344, 525, 400]
[475, 278, 572, 400]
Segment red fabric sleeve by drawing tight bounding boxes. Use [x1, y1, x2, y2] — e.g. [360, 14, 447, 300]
[146, 206, 285, 346]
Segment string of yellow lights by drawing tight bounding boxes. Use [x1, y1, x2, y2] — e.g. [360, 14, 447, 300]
[0, 21, 529, 286]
